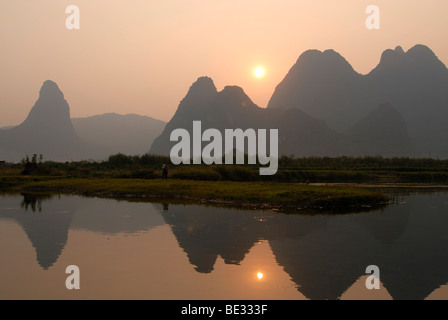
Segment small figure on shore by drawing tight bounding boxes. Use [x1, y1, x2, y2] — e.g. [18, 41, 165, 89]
[162, 162, 170, 180]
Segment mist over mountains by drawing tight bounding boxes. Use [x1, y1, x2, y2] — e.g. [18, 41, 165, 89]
[149, 77, 351, 157]
[268, 44, 448, 156]
[149, 76, 414, 157]
[72, 113, 165, 157]
[151, 44, 448, 158]
[0, 81, 166, 162]
[1, 44, 447, 162]
[0, 80, 98, 162]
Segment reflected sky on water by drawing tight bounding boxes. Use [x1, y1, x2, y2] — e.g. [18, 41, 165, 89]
[1, 191, 448, 300]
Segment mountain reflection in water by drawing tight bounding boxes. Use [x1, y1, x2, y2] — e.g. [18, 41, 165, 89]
[0, 192, 447, 300]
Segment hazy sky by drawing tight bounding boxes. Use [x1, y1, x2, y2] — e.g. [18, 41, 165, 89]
[1, 1, 447, 127]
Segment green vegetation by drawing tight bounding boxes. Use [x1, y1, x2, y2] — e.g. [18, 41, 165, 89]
[3, 154, 448, 184]
[2, 153, 448, 212]
[2, 178, 388, 212]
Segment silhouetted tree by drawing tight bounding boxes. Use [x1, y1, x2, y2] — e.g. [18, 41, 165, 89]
[21, 154, 43, 175]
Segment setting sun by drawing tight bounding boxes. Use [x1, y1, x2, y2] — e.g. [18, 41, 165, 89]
[257, 272, 264, 280]
[253, 66, 266, 78]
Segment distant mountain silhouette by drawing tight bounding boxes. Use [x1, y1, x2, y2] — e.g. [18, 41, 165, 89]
[3, 44, 446, 161]
[72, 113, 166, 156]
[0, 81, 102, 162]
[346, 103, 415, 156]
[149, 77, 414, 157]
[272, 108, 348, 156]
[268, 45, 448, 157]
[268, 49, 364, 131]
[150, 77, 264, 156]
[149, 77, 345, 157]
[0, 81, 166, 162]
[150, 77, 263, 156]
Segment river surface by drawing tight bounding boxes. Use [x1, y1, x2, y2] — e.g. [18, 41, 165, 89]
[1, 191, 448, 300]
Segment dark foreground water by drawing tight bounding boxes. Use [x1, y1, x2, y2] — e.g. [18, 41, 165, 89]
[1, 191, 448, 300]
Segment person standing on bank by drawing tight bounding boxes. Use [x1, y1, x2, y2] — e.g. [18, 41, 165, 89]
[162, 162, 169, 180]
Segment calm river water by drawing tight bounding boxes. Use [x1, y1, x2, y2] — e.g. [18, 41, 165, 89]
[1, 191, 448, 300]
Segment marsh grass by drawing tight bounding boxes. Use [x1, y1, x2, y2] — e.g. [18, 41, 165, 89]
[16, 178, 389, 211]
[4, 154, 448, 211]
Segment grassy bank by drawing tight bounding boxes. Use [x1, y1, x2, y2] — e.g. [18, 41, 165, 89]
[4, 154, 448, 184]
[7, 154, 448, 212]
[0, 176, 390, 212]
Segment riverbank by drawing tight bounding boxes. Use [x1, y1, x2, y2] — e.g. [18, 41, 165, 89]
[0, 176, 390, 212]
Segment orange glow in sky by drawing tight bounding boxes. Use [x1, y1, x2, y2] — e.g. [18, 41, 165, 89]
[1, 1, 448, 126]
